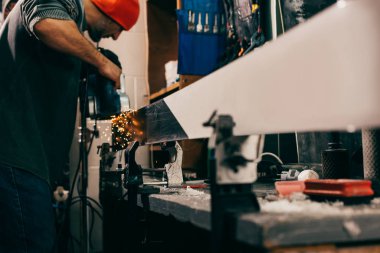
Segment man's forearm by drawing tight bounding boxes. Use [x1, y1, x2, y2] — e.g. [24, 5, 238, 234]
[35, 19, 106, 68]
[34, 18, 121, 86]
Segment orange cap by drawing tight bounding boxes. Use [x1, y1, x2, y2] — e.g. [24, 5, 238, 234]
[91, 0, 140, 31]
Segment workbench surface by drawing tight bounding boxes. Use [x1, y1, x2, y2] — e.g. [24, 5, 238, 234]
[137, 183, 380, 248]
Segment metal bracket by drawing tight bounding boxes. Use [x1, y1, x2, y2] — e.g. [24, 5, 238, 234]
[98, 143, 123, 205]
[123, 141, 143, 188]
[205, 112, 261, 253]
[98, 143, 116, 171]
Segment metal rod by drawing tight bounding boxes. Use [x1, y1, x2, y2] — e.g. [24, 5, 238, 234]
[79, 77, 89, 253]
[143, 181, 167, 186]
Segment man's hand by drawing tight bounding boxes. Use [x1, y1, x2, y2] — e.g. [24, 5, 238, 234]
[97, 52, 122, 89]
[34, 19, 122, 88]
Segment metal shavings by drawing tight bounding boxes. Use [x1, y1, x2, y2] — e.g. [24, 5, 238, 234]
[111, 110, 143, 150]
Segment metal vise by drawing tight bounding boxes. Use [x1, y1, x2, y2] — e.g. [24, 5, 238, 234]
[123, 141, 184, 189]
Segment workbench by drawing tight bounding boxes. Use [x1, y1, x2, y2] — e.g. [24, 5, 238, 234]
[121, 1, 380, 252]
[137, 183, 380, 252]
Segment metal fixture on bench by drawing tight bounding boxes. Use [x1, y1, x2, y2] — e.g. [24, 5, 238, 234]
[204, 111, 261, 253]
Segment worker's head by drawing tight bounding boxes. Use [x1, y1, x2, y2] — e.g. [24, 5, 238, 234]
[85, 0, 139, 42]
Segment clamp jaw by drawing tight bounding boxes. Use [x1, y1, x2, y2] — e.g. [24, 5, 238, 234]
[162, 141, 184, 187]
[205, 113, 261, 185]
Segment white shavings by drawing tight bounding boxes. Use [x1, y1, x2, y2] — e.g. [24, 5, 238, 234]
[259, 199, 344, 215]
[259, 197, 380, 217]
[184, 186, 205, 196]
[159, 186, 209, 199]
[289, 192, 308, 201]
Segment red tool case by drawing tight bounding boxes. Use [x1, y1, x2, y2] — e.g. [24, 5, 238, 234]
[275, 179, 374, 198]
[303, 179, 374, 197]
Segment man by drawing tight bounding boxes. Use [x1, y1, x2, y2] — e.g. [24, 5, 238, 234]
[0, 0, 139, 252]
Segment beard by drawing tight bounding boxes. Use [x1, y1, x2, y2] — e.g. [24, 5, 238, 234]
[87, 27, 102, 42]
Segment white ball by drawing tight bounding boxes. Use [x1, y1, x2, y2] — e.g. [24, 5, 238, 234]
[298, 170, 319, 181]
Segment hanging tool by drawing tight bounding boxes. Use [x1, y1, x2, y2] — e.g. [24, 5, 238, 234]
[204, 13, 210, 33]
[213, 14, 219, 34]
[188, 10, 195, 31]
[196, 12, 203, 32]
